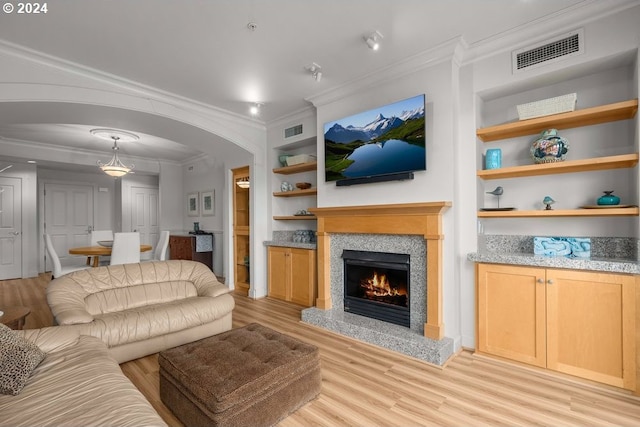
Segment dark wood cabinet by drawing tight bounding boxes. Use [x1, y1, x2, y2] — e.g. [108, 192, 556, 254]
[169, 234, 213, 270]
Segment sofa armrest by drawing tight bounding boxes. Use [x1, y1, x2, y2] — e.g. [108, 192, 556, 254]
[47, 275, 95, 324]
[54, 309, 94, 325]
[18, 326, 83, 353]
[199, 282, 232, 298]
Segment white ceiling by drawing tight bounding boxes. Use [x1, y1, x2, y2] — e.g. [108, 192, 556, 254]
[0, 0, 594, 169]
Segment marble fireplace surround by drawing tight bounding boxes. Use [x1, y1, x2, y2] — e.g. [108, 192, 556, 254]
[302, 202, 453, 365]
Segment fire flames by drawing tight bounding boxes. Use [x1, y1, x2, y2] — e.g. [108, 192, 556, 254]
[360, 271, 407, 301]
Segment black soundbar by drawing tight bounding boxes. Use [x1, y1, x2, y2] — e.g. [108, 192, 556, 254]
[336, 171, 414, 186]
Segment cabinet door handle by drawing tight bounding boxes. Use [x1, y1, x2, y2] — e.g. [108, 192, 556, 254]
[547, 279, 554, 285]
[536, 278, 544, 284]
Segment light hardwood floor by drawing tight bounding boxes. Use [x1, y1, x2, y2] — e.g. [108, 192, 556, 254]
[2, 273, 640, 426]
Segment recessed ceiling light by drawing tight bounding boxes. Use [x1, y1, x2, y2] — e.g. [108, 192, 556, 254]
[27, 160, 37, 164]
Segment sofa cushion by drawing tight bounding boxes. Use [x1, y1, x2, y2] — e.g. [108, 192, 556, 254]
[81, 293, 236, 347]
[0, 334, 167, 427]
[0, 324, 46, 396]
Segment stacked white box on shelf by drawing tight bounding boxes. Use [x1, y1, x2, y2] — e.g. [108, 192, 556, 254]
[517, 93, 577, 120]
[286, 154, 316, 166]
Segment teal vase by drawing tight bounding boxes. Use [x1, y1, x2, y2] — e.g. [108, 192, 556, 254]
[597, 191, 620, 205]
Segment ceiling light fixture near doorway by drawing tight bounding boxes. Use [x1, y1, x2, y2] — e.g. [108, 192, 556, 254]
[91, 128, 138, 178]
[236, 177, 250, 189]
[365, 30, 383, 51]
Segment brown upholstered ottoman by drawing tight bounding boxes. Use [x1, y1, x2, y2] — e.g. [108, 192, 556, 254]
[159, 323, 322, 427]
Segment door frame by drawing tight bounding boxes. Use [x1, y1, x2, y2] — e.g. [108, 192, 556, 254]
[38, 179, 99, 273]
[0, 176, 23, 280]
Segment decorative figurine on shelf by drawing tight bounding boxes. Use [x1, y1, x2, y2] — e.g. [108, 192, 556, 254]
[280, 181, 293, 192]
[486, 186, 503, 208]
[597, 190, 620, 205]
[530, 128, 569, 164]
[543, 196, 555, 210]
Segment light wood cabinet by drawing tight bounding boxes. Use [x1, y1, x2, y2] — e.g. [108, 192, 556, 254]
[267, 246, 317, 307]
[476, 263, 636, 391]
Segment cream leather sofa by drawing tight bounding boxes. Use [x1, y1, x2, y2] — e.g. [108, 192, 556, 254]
[46, 260, 235, 363]
[0, 326, 167, 427]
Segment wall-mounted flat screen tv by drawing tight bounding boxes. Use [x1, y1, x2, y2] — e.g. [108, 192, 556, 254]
[324, 94, 425, 184]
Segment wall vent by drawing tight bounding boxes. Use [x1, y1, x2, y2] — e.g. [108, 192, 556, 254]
[284, 124, 303, 138]
[512, 29, 583, 73]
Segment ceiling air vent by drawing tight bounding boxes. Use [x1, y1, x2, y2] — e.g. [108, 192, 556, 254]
[513, 29, 583, 73]
[284, 124, 303, 138]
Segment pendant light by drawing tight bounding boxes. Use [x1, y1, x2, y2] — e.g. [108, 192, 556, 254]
[91, 129, 137, 178]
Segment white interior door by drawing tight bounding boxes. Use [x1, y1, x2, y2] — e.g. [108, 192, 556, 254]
[130, 186, 159, 260]
[0, 177, 22, 280]
[44, 183, 94, 271]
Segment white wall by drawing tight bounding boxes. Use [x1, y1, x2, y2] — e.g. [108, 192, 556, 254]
[2, 1, 639, 354]
[0, 41, 269, 287]
[311, 57, 461, 348]
[306, 4, 640, 351]
[159, 162, 184, 233]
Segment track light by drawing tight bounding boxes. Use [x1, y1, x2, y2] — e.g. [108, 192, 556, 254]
[249, 103, 262, 116]
[306, 62, 322, 82]
[365, 30, 383, 51]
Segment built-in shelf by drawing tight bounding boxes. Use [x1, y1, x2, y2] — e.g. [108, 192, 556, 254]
[476, 99, 638, 142]
[273, 161, 317, 175]
[477, 153, 639, 180]
[272, 215, 317, 220]
[478, 207, 639, 218]
[273, 188, 317, 197]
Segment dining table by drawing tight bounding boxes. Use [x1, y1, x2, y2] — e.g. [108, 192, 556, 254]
[69, 244, 152, 267]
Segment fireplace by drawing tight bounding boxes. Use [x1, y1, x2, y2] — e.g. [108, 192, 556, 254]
[302, 202, 453, 365]
[342, 250, 410, 327]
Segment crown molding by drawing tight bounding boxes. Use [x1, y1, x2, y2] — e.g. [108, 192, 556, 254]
[305, 0, 640, 108]
[267, 105, 316, 130]
[306, 37, 462, 108]
[461, 0, 640, 65]
[0, 40, 264, 132]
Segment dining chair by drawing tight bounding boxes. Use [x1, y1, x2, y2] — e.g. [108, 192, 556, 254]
[88, 229, 113, 265]
[110, 232, 141, 265]
[153, 231, 170, 261]
[44, 234, 91, 279]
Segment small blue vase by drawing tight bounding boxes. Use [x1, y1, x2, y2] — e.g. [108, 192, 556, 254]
[485, 148, 502, 170]
[597, 191, 620, 205]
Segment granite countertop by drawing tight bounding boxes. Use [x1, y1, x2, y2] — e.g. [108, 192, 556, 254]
[468, 252, 640, 275]
[264, 240, 317, 250]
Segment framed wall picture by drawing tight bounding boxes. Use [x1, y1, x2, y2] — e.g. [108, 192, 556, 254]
[201, 190, 215, 216]
[187, 192, 199, 216]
